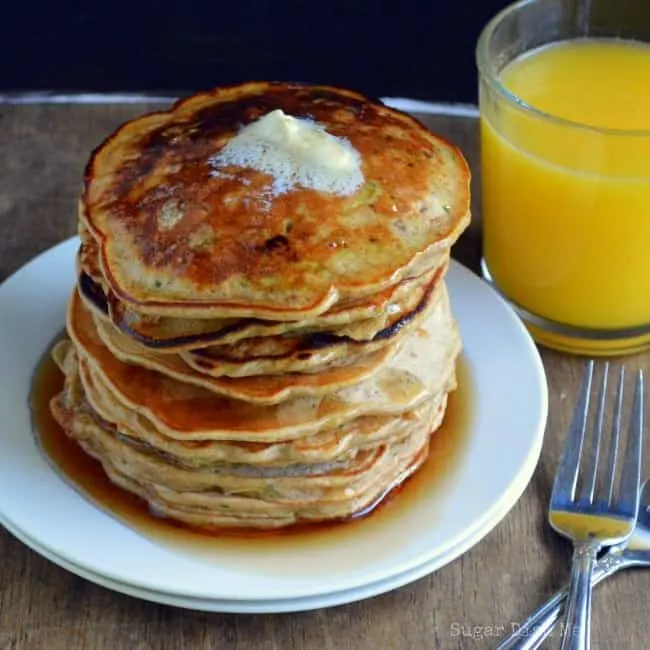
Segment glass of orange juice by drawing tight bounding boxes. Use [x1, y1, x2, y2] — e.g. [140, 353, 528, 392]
[477, 0, 650, 355]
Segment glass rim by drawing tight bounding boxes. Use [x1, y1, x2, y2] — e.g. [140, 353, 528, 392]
[476, 0, 650, 138]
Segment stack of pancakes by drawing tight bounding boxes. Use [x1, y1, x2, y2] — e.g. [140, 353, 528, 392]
[51, 82, 471, 530]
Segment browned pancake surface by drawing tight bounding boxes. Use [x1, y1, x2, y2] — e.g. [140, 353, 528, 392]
[83, 82, 470, 318]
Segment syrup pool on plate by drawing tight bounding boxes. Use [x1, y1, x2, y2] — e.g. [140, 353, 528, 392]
[30, 346, 473, 566]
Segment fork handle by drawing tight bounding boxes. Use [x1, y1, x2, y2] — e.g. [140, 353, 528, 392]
[560, 542, 599, 650]
[494, 552, 628, 650]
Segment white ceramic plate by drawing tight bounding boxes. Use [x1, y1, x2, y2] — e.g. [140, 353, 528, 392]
[0, 238, 548, 602]
[3, 484, 515, 613]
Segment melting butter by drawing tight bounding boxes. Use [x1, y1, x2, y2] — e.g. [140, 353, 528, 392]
[209, 109, 364, 196]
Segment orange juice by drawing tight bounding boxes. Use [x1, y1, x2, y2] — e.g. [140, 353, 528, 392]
[481, 39, 650, 341]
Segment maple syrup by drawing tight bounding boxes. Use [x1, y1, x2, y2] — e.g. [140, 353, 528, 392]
[30, 344, 473, 567]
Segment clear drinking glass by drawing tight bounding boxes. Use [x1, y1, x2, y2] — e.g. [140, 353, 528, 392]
[476, 0, 650, 355]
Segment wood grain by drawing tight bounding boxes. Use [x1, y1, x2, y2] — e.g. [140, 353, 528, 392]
[1, 103, 649, 650]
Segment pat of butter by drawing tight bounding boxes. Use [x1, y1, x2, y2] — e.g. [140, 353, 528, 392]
[209, 109, 364, 196]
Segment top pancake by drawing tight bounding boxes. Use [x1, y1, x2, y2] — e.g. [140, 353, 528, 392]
[82, 82, 470, 320]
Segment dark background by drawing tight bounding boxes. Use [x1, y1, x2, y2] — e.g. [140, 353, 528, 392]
[1, 0, 509, 102]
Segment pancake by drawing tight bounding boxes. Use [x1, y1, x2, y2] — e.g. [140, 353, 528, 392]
[54, 397, 433, 498]
[68, 283, 460, 442]
[51, 391, 435, 529]
[77, 227, 106, 291]
[86, 379, 444, 470]
[84, 293, 402, 405]
[74, 251, 446, 353]
[77, 230, 442, 352]
[105, 268, 440, 351]
[82, 82, 470, 320]
[181, 268, 444, 377]
[54, 339, 445, 467]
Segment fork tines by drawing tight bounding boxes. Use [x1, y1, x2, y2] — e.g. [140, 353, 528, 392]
[552, 360, 644, 515]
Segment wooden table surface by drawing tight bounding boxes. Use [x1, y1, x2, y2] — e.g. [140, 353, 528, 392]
[1, 101, 649, 650]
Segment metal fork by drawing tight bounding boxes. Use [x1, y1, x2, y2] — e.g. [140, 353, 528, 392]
[549, 360, 644, 650]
